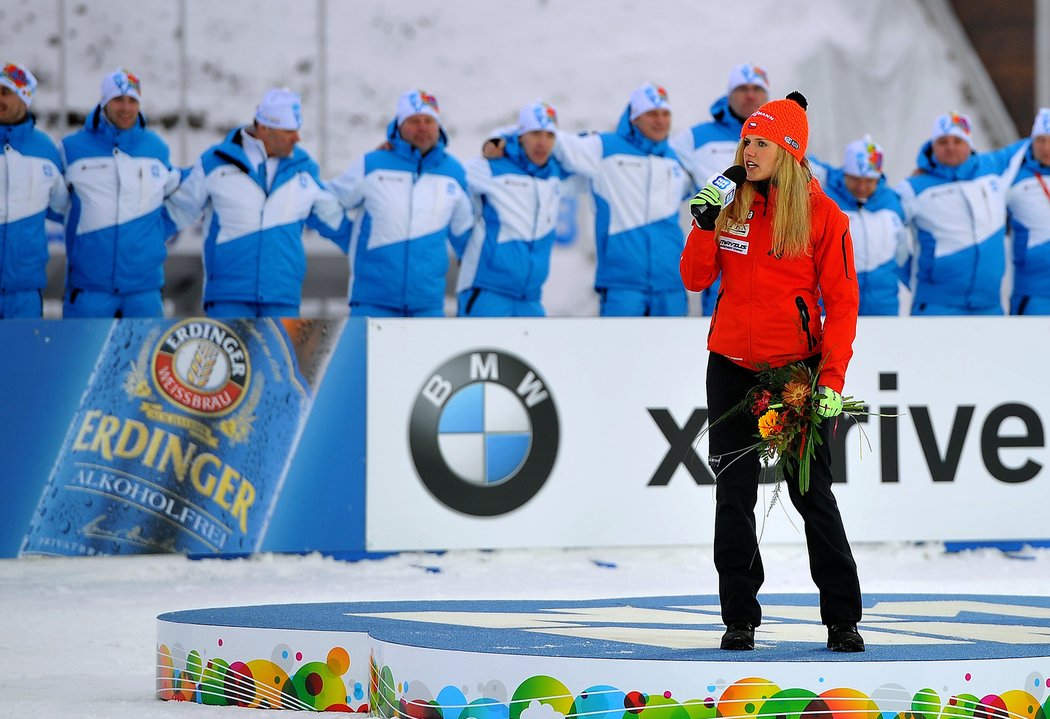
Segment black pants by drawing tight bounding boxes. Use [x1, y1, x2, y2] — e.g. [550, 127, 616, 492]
[706, 352, 862, 628]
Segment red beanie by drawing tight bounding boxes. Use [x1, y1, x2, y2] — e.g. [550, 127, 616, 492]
[741, 91, 809, 163]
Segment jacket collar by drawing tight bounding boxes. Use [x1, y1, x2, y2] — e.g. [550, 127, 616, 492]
[916, 140, 979, 181]
[216, 125, 308, 178]
[0, 112, 35, 146]
[86, 104, 147, 144]
[503, 133, 560, 179]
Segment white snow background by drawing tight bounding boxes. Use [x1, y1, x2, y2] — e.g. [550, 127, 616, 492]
[2, 3, 1048, 718]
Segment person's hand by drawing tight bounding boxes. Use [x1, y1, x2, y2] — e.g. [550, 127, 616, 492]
[483, 138, 506, 159]
[815, 386, 844, 418]
[689, 184, 722, 230]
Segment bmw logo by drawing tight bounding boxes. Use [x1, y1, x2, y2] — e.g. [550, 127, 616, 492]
[408, 350, 559, 517]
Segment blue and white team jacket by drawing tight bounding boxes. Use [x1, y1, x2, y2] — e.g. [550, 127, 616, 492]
[811, 161, 908, 316]
[669, 95, 746, 314]
[166, 127, 349, 307]
[328, 120, 473, 314]
[895, 139, 1027, 313]
[554, 107, 693, 293]
[0, 114, 67, 292]
[1006, 144, 1050, 313]
[669, 95, 744, 187]
[458, 135, 570, 301]
[62, 107, 181, 294]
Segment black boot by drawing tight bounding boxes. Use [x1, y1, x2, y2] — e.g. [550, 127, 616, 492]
[827, 623, 865, 652]
[720, 622, 755, 650]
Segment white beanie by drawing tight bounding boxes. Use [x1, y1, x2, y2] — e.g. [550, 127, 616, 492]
[517, 100, 558, 134]
[0, 62, 36, 108]
[396, 89, 441, 126]
[255, 87, 302, 130]
[100, 68, 142, 107]
[628, 82, 672, 121]
[1032, 108, 1050, 138]
[931, 111, 974, 148]
[727, 63, 770, 95]
[842, 135, 885, 178]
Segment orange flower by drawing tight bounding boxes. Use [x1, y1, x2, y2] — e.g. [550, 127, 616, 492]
[782, 380, 811, 408]
[758, 409, 781, 438]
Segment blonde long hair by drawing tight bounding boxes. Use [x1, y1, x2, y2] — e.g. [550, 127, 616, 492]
[716, 143, 813, 258]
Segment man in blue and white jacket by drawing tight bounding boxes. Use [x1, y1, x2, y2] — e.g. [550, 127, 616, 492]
[895, 112, 1027, 315]
[166, 87, 349, 318]
[811, 136, 908, 316]
[671, 64, 770, 316]
[0, 62, 67, 318]
[458, 101, 571, 317]
[62, 68, 181, 317]
[554, 82, 693, 316]
[1006, 108, 1050, 315]
[329, 89, 473, 317]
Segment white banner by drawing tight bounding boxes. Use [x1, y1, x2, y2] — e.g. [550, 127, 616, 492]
[366, 317, 1050, 550]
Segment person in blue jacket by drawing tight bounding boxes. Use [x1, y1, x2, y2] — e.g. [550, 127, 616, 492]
[458, 100, 571, 317]
[165, 87, 350, 318]
[1006, 108, 1050, 315]
[62, 68, 182, 318]
[329, 89, 474, 317]
[671, 63, 770, 315]
[895, 111, 1027, 315]
[0, 62, 68, 319]
[553, 82, 693, 316]
[811, 136, 908, 315]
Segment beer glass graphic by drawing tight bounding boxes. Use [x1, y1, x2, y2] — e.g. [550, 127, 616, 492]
[21, 317, 342, 556]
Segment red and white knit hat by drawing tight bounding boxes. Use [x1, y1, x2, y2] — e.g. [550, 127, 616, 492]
[741, 91, 809, 163]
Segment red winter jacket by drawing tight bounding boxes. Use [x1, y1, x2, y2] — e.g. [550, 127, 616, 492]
[680, 178, 859, 392]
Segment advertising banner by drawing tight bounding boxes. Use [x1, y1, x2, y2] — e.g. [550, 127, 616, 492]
[367, 317, 1050, 550]
[0, 318, 366, 558]
[2, 316, 1047, 557]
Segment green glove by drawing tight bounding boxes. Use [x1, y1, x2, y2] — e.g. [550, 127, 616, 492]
[689, 185, 722, 229]
[689, 184, 721, 218]
[815, 386, 844, 418]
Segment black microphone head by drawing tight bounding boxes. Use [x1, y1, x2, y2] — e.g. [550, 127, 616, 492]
[724, 165, 747, 185]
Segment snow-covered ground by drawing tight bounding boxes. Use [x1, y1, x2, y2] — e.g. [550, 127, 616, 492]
[2, 543, 1049, 718]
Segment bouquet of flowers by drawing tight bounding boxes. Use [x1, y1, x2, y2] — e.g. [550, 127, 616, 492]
[712, 361, 867, 494]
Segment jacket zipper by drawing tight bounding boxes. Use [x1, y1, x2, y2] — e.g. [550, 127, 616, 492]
[796, 296, 817, 351]
[707, 287, 724, 340]
[112, 148, 121, 289]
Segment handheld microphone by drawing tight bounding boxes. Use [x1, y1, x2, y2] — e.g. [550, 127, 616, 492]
[689, 165, 747, 222]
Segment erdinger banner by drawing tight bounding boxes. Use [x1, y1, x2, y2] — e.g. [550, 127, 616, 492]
[366, 317, 1050, 551]
[0, 318, 366, 558]
[0, 317, 1047, 557]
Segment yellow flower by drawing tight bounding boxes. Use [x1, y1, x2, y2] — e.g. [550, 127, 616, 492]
[758, 409, 781, 438]
[782, 380, 811, 408]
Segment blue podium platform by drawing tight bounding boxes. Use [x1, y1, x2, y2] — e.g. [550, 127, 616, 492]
[156, 594, 1050, 715]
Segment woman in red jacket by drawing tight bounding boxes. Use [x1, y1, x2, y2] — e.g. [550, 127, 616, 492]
[680, 92, 864, 653]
